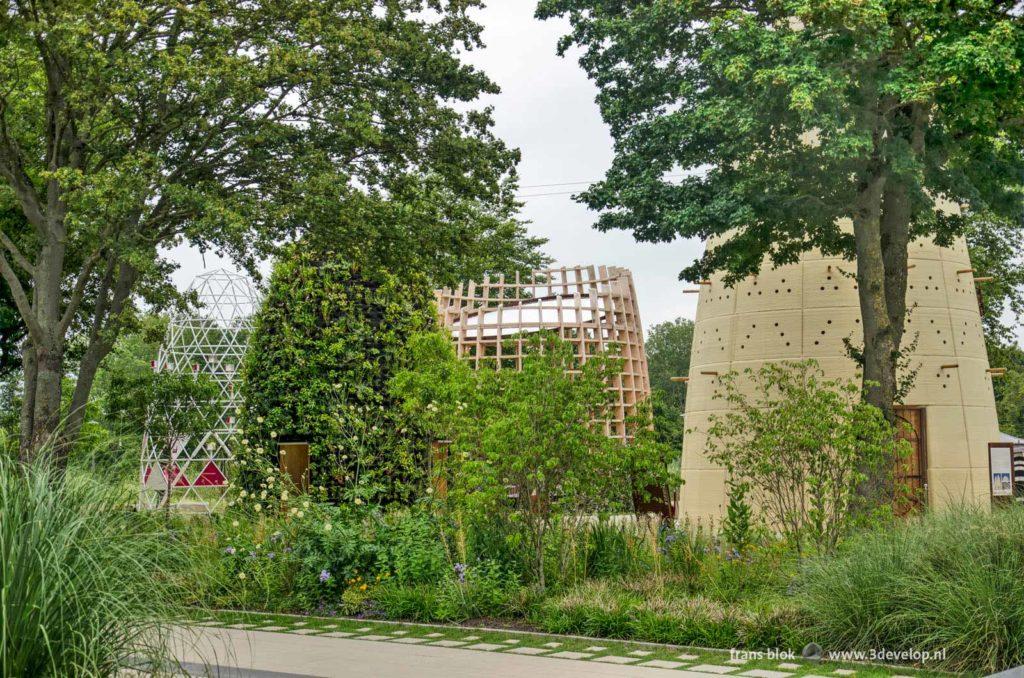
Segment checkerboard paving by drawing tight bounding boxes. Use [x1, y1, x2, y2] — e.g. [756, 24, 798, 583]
[191, 610, 932, 677]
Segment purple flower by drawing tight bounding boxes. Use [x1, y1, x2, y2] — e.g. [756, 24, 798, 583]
[224, 546, 236, 555]
[267, 552, 276, 559]
[319, 569, 331, 583]
[454, 563, 466, 583]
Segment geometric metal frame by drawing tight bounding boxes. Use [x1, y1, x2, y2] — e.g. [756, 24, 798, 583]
[138, 269, 260, 512]
[435, 264, 650, 442]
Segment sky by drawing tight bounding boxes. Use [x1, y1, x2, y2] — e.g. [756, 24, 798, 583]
[167, 1, 703, 332]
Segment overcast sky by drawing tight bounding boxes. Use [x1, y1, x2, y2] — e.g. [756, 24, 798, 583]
[169, 2, 708, 332]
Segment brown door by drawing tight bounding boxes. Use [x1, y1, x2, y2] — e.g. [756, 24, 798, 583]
[894, 406, 928, 515]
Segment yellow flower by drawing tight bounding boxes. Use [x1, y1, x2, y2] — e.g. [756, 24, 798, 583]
[359, 584, 367, 591]
[324, 523, 333, 532]
[254, 504, 262, 512]
[290, 507, 298, 516]
[296, 511, 304, 518]
[281, 491, 289, 501]
[232, 520, 239, 528]
[240, 490, 248, 498]
[238, 572, 247, 580]
[302, 501, 310, 509]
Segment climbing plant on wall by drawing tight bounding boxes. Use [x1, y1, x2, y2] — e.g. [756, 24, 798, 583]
[240, 243, 435, 505]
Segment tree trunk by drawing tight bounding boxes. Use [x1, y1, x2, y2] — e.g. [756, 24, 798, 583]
[853, 172, 898, 424]
[19, 340, 36, 460]
[63, 261, 137, 451]
[27, 239, 68, 464]
[63, 338, 111, 452]
[880, 181, 911, 400]
[30, 342, 64, 456]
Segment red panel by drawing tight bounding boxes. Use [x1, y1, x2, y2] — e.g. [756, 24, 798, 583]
[193, 461, 227, 486]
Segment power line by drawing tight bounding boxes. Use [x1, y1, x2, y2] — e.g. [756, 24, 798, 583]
[515, 190, 580, 199]
[515, 173, 686, 199]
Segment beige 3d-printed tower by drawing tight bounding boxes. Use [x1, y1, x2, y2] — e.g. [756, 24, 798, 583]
[435, 265, 650, 441]
[681, 233, 1001, 521]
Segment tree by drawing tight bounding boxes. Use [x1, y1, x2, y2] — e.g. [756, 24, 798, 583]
[393, 331, 667, 588]
[0, 0, 520, 462]
[240, 243, 437, 505]
[705, 361, 904, 555]
[644, 317, 693, 448]
[537, 0, 1024, 425]
[141, 368, 219, 511]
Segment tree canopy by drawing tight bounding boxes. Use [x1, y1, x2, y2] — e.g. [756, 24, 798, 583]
[644, 317, 693, 449]
[537, 0, 1024, 421]
[0, 0, 527, 460]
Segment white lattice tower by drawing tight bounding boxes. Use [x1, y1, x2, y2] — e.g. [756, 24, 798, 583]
[139, 269, 260, 512]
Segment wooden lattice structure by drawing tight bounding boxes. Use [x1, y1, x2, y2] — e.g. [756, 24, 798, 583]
[435, 265, 650, 441]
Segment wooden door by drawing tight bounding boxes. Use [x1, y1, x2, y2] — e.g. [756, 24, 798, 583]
[894, 406, 928, 515]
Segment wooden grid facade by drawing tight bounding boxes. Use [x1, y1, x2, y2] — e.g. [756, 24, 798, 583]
[435, 265, 650, 442]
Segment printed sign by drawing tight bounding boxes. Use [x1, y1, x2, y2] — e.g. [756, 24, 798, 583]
[991, 445, 1013, 497]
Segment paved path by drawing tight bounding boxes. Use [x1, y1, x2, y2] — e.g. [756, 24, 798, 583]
[172, 627, 729, 678]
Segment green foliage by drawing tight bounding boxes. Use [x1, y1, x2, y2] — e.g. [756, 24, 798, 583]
[0, 456, 186, 676]
[375, 509, 449, 586]
[644, 318, 694, 448]
[537, 0, 1024, 282]
[798, 505, 1024, 673]
[537, 0, 1024, 421]
[144, 368, 220, 509]
[1, 0, 527, 455]
[0, 204, 27, 378]
[705, 361, 904, 555]
[722, 481, 754, 553]
[241, 243, 435, 505]
[394, 331, 652, 587]
[966, 214, 1024, 345]
[536, 580, 802, 650]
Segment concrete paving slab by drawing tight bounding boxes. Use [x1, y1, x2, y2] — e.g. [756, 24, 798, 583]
[171, 627, 742, 678]
[548, 651, 593, 660]
[505, 647, 549, 656]
[690, 665, 737, 674]
[466, 643, 504, 651]
[592, 656, 640, 665]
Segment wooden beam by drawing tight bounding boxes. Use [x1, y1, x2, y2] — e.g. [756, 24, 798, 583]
[956, 268, 975, 275]
[940, 364, 959, 370]
[700, 370, 720, 376]
[670, 376, 690, 383]
[974, 276, 994, 283]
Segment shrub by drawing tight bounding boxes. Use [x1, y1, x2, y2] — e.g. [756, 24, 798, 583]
[374, 508, 449, 586]
[0, 457, 185, 676]
[798, 505, 1024, 673]
[241, 242, 435, 505]
[393, 331, 664, 588]
[374, 559, 531, 622]
[705, 360, 904, 555]
[537, 580, 803, 649]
